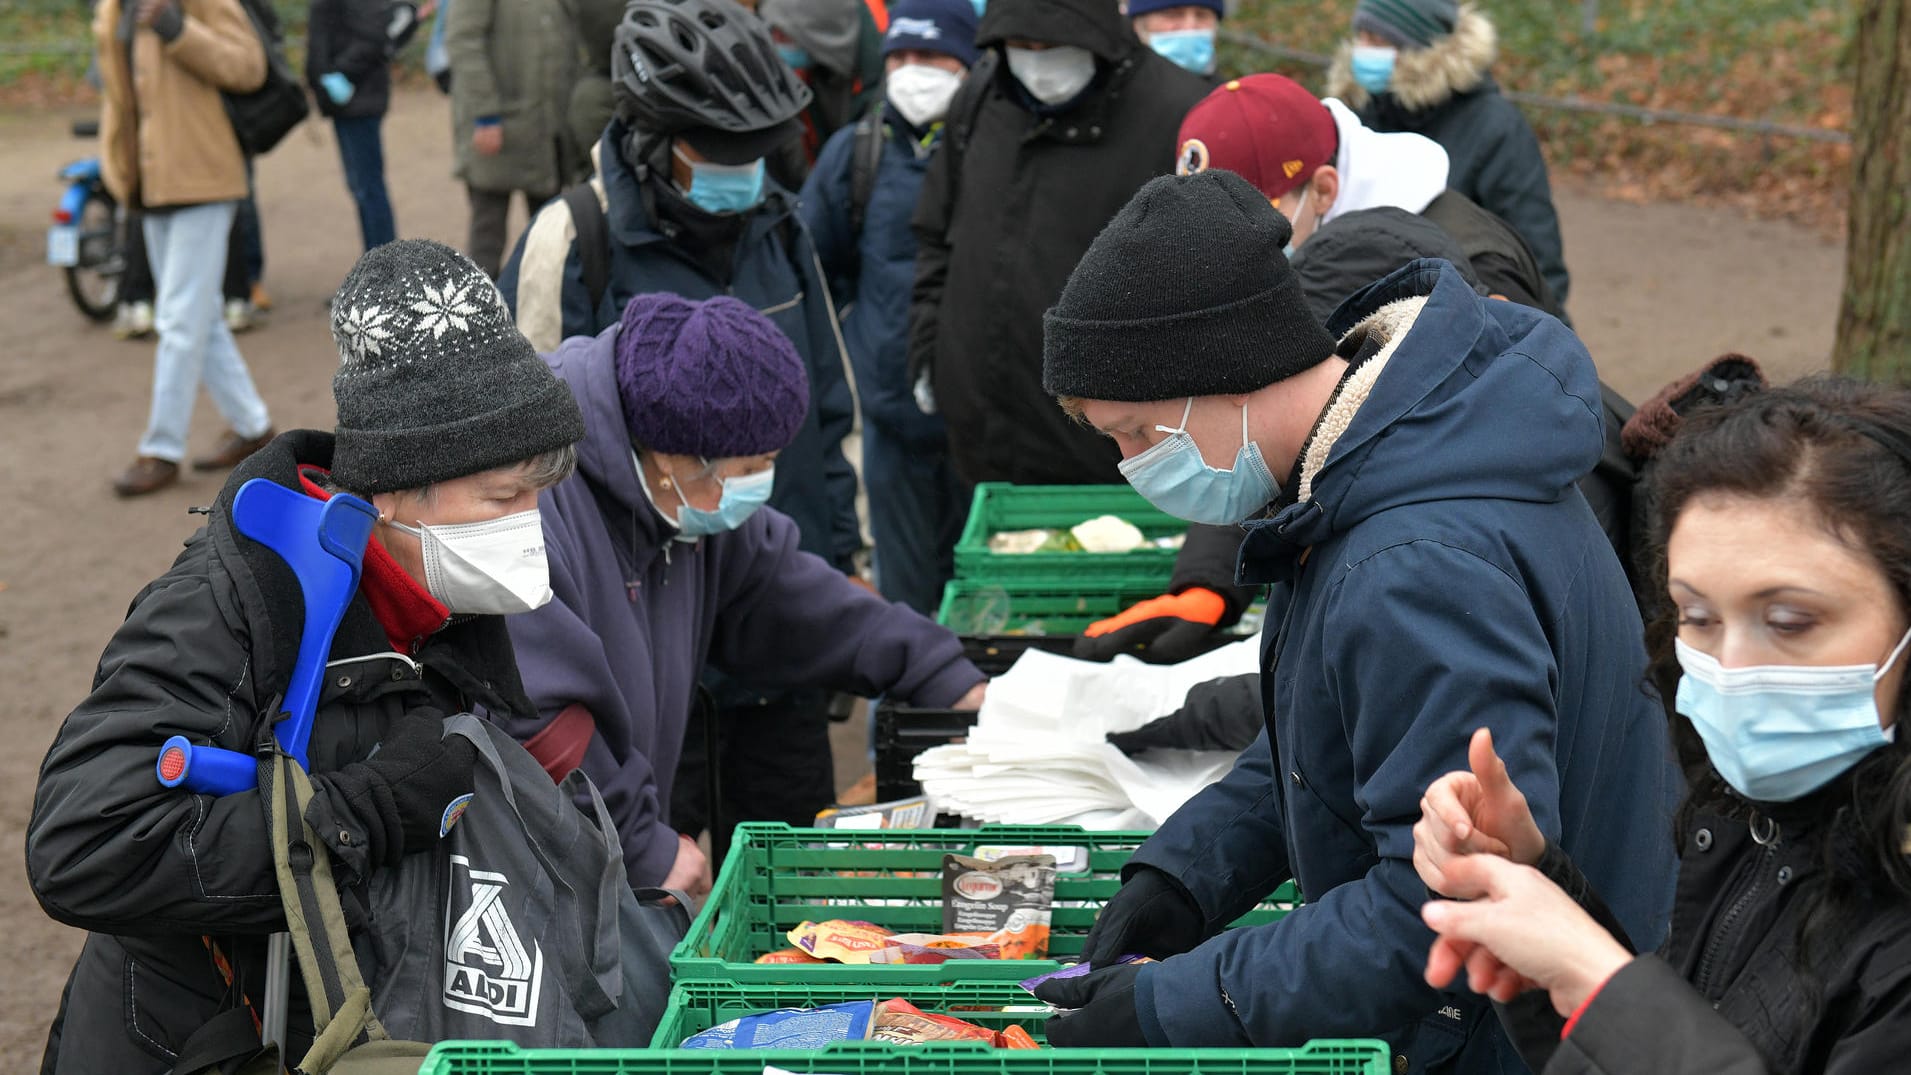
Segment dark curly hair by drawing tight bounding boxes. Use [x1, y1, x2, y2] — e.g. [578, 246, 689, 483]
[1642, 374, 1911, 1020]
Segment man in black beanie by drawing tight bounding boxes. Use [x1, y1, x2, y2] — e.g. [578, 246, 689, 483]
[27, 239, 587, 1073]
[1026, 170, 1681, 1075]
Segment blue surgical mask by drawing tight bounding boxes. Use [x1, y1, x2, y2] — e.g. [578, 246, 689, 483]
[777, 43, 811, 70]
[971, 0, 986, 15]
[1675, 631, 1911, 802]
[1148, 28, 1216, 75]
[1350, 44, 1396, 94]
[1282, 184, 1310, 259]
[673, 462, 775, 537]
[673, 144, 766, 214]
[1118, 397, 1279, 526]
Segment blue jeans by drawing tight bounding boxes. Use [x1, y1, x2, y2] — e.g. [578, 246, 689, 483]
[863, 422, 970, 616]
[138, 202, 271, 462]
[334, 114, 396, 251]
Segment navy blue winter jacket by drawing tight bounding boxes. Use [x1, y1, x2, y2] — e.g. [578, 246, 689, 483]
[498, 123, 862, 572]
[800, 105, 946, 451]
[1127, 262, 1681, 1073]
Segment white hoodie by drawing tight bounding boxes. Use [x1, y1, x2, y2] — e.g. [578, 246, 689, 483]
[1319, 97, 1451, 224]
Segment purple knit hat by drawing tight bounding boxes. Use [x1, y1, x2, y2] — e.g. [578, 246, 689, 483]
[614, 292, 810, 459]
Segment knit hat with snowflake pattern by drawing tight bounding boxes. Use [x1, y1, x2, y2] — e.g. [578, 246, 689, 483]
[328, 239, 584, 494]
[614, 292, 810, 459]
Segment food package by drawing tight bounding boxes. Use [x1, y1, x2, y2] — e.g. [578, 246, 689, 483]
[680, 1000, 876, 1049]
[754, 947, 827, 965]
[1001, 1025, 1040, 1049]
[871, 999, 1003, 1046]
[866, 933, 1001, 964]
[988, 528, 1083, 554]
[811, 796, 934, 830]
[942, 854, 1057, 960]
[1069, 514, 1146, 553]
[787, 919, 893, 963]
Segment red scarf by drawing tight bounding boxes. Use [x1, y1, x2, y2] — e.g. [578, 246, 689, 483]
[297, 468, 449, 654]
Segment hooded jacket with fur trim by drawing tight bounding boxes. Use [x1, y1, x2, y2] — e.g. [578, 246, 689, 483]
[1121, 261, 1679, 1072]
[1327, 4, 1570, 308]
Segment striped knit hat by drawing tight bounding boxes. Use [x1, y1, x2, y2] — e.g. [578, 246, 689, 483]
[1354, 0, 1457, 48]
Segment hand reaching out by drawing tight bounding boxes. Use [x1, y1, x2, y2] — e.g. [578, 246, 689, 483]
[1420, 853, 1632, 1018]
[1414, 727, 1546, 899]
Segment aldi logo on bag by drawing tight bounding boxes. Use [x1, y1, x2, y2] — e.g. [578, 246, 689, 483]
[442, 854, 545, 1026]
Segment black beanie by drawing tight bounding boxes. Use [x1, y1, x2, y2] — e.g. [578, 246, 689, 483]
[1042, 169, 1337, 403]
[328, 239, 585, 494]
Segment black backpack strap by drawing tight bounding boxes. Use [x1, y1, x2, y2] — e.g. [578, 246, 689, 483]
[562, 182, 611, 316]
[168, 1006, 271, 1075]
[848, 103, 886, 238]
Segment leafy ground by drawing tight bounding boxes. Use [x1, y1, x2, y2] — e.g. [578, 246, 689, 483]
[1221, 0, 1854, 228]
[1, 0, 1857, 225]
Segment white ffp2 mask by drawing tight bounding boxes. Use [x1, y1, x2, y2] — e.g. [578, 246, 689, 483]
[389, 509, 553, 615]
[1006, 45, 1096, 106]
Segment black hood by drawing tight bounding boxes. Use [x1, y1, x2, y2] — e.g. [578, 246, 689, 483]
[1289, 206, 1481, 325]
[977, 0, 1136, 63]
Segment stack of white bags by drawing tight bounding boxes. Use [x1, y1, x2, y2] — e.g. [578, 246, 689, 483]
[913, 637, 1261, 829]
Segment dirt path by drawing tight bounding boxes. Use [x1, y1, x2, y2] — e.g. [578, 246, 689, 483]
[0, 87, 1845, 1064]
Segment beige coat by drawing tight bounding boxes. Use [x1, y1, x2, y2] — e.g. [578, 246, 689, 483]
[93, 0, 265, 209]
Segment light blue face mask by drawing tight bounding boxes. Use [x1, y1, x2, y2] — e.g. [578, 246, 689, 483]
[777, 43, 811, 70]
[674, 463, 776, 537]
[970, 0, 986, 15]
[673, 144, 766, 214]
[1675, 631, 1911, 802]
[1350, 44, 1397, 94]
[1148, 28, 1216, 75]
[1118, 397, 1279, 526]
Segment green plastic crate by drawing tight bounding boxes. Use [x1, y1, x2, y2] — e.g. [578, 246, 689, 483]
[935, 578, 1170, 635]
[954, 484, 1185, 587]
[670, 824, 1298, 985]
[652, 978, 1050, 1048]
[420, 1039, 1391, 1075]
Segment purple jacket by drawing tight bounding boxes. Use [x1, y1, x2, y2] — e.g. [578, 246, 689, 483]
[502, 324, 984, 886]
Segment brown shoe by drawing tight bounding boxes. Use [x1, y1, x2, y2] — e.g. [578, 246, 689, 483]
[192, 427, 276, 472]
[113, 457, 180, 497]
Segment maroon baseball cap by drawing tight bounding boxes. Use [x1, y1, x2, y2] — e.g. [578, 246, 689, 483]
[1175, 75, 1337, 202]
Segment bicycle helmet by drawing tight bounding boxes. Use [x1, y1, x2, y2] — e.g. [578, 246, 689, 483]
[612, 0, 813, 163]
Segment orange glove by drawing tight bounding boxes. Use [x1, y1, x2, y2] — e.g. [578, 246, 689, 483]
[1074, 588, 1228, 664]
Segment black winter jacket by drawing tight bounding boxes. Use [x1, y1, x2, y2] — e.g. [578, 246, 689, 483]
[1326, 8, 1569, 309]
[908, 0, 1210, 486]
[1509, 785, 1911, 1074]
[28, 432, 538, 1074]
[306, 0, 392, 119]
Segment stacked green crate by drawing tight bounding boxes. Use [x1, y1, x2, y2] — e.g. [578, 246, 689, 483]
[953, 484, 1185, 585]
[419, 1038, 1393, 1074]
[668, 824, 1298, 986]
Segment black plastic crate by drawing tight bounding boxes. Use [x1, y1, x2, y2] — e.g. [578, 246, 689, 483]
[874, 702, 980, 804]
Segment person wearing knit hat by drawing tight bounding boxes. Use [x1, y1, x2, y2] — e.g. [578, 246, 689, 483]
[794, 0, 977, 617]
[503, 291, 987, 899]
[28, 241, 587, 1072]
[499, 0, 875, 859]
[1126, 0, 1225, 75]
[1328, 1, 1572, 308]
[1028, 170, 1681, 1069]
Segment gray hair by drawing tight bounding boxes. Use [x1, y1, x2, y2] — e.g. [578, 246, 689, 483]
[333, 443, 578, 505]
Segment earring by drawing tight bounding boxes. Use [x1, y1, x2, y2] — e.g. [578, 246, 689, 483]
[660, 476, 673, 489]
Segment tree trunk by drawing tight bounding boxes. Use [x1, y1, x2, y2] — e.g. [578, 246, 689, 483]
[1832, 0, 1911, 379]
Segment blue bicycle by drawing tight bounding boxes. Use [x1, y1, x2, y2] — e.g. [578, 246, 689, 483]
[48, 120, 125, 324]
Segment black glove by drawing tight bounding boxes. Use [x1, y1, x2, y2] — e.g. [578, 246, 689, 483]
[309, 708, 476, 868]
[1108, 673, 1265, 755]
[1073, 588, 1229, 665]
[1034, 962, 1149, 1047]
[1079, 865, 1207, 967]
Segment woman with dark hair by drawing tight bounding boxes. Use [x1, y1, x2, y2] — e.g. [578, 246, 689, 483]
[1409, 374, 1911, 1073]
